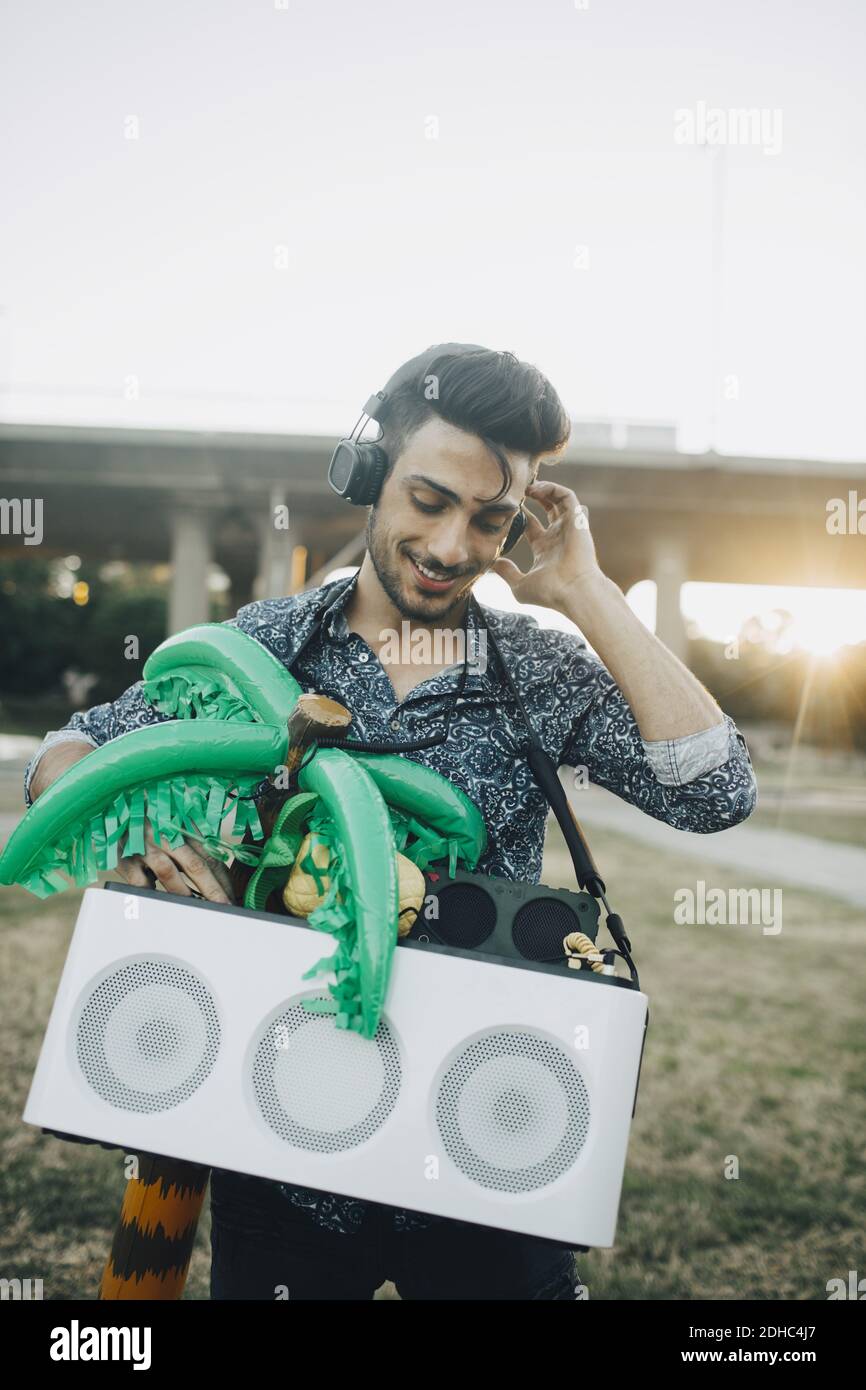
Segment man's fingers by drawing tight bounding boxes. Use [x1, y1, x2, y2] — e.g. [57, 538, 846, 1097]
[116, 855, 157, 889]
[491, 556, 524, 585]
[171, 842, 233, 904]
[526, 481, 578, 520]
[145, 849, 193, 897]
[117, 820, 234, 903]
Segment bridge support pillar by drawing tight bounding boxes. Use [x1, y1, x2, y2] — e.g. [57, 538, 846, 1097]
[168, 506, 212, 634]
[254, 487, 294, 601]
[651, 535, 689, 665]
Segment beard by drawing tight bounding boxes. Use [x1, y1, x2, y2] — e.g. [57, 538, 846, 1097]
[365, 507, 478, 622]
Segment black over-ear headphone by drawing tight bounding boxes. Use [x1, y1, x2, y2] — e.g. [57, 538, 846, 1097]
[327, 341, 529, 554]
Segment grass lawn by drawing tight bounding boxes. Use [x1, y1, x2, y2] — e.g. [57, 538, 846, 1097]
[748, 806, 866, 847]
[746, 753, 866, 848]
[540, 816, 865, 1301]
[0, 815, 862, 1301]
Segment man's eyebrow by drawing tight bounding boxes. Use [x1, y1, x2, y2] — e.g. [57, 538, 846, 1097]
[404, 474, 519, 514]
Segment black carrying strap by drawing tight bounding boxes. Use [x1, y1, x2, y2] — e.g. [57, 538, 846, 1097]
[525, 743, 605, 898]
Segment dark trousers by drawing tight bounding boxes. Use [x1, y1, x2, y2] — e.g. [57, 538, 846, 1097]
[209, 1171, 580, 1301]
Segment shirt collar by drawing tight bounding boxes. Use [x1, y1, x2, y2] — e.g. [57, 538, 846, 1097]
[320, 572, 359, 640]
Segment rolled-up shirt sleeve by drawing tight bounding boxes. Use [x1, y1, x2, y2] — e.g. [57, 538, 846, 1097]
[640, 716, 734, 786]
[557, 644, 758, 833]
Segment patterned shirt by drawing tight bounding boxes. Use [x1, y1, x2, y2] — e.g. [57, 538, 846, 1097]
[24, 574, 757, 1235]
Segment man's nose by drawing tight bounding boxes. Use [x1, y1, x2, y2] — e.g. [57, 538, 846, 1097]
[426, 514, 470, 569]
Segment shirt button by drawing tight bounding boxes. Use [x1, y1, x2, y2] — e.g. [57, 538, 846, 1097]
[390, 719, 400, 731]
[358, 652, 369, 663]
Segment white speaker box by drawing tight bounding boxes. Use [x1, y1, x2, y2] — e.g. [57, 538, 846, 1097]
[24, 884, 648, 1247]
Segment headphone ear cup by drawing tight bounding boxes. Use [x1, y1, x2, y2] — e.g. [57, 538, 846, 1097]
[328, 441, 390, 506]
[502, 507, 527, 554]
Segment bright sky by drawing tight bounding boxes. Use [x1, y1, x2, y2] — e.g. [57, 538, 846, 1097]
[2, 0, 865, 461]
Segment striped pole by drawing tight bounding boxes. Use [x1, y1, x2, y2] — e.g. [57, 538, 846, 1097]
[99, 1154, 210, 1300]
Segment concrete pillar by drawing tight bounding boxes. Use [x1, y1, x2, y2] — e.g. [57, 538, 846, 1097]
[254, 487, 293, 601]
[651, 535, 689, 666]
[168, 506, 212, 634]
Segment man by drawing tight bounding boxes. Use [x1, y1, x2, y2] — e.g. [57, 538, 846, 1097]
[24, 345, 757, 1299]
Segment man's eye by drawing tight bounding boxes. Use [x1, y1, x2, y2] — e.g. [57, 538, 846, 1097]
[411, 496, 505, 535]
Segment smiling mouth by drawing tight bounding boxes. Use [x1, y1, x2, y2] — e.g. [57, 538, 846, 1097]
[407, 556, 460, 592]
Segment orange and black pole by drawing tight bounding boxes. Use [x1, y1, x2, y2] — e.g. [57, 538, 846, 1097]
[99, 1154, 210, 1300]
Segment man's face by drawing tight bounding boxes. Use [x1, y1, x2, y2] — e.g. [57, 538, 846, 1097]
[366, 415, 533, 622]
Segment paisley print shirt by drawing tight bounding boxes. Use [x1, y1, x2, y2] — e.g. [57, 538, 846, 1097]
[23, 574, 757, 1236]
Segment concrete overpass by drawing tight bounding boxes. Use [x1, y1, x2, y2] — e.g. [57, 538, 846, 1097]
[1, 422, 863, 661]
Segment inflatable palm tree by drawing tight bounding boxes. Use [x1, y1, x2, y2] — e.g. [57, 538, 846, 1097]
[0, 621, 487, 1297]
[1, 621, 486, 1035]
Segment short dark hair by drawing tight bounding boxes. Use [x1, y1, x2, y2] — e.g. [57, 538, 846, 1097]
[375, 346, 571, 503]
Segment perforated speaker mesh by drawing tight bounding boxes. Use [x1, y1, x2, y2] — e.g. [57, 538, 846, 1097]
[432, 883, 496, 948]
[435, 1030, 590, 1192]
[251, 997, 401, 1153]
[75, 958, 220, 1113]
[512, 898, 581, 960]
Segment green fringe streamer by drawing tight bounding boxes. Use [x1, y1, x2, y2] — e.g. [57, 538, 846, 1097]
[18, 772, 268, 899]
[140, 669, 258, 724]
[299, 813, 366, 1032]
[388, 805, 461, 878]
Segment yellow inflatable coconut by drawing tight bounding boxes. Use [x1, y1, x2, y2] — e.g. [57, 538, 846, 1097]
[283, 832, 426, 937]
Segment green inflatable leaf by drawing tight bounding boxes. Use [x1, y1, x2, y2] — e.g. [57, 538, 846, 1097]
[0, 620, 487, 1038]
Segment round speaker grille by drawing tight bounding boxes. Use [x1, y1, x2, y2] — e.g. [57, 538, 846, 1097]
[75, 958, 220, 1113]
[512, 897, 581, 960]
[429, 883, 496, 949]
[435, 1030, 590, 1192]
[251, 997, 401, 1152]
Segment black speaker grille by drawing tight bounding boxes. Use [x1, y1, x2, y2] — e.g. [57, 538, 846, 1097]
[430, 883, 496, 949]
[512, 898, 581, 961]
